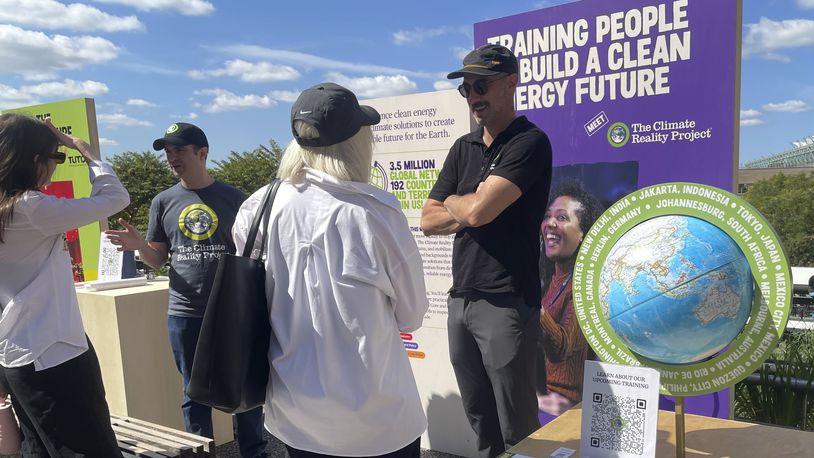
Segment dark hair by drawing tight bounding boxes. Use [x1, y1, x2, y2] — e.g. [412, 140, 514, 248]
[0, 113, 59, 242]
[541, 180, 605, 288]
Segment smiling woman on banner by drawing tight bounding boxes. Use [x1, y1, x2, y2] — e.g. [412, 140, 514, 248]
[0, 113, 129, 455]
[233, 83, 430, 458]
[538, 180, 603, 423]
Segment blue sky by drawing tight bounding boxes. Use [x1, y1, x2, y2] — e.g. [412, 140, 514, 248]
[0, 0, 812, 165]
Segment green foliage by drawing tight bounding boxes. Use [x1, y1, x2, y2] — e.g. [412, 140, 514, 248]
[209, 141, 283, 196]
[108, 151, 176, 232]
[744, 172, 814, 266]
[734, 331, 814, 430]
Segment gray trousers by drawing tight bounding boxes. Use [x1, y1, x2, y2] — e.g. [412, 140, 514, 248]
[447, 293, 540, 458]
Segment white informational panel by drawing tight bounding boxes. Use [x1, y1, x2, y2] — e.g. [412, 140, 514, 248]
[580, 361, 661, 458]
[365, 90, 478, 456]
[98, 233, 124, 282]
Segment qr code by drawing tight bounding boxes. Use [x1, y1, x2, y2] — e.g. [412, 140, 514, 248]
[589, 392, 647, 455]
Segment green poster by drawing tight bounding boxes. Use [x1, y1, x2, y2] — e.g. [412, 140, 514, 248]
[3, 98, 103, 281]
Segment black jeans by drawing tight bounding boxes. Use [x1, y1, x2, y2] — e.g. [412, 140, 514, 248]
[447, 293, 540, 458]
[285, 437, 421, 458]
[0, 338, 122, 457]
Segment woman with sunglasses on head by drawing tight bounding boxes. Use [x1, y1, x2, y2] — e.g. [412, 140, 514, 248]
[0, 113, 129, 456]
[537, 181, 603, 423]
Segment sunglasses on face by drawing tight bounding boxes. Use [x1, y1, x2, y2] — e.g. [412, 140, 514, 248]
[457, 74, 510, 98]
[48, 151, 66, 164]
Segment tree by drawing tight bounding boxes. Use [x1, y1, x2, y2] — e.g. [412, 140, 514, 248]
[210, 141, 283, 196]
[744, 172, 814, 266]
[108, 151, 176, 232]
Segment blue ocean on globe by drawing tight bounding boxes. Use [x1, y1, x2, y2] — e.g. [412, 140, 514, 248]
[599, 215, 754, 364]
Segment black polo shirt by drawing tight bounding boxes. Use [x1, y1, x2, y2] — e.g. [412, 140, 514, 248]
[429, 116, 552, 307]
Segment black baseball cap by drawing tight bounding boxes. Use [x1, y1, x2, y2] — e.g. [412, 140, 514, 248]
[152, 122, 208, 151]
[447, 44, 518, 79]
[291, 83, 380, 147]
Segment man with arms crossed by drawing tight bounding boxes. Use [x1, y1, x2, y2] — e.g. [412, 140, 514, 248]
[106, 123, 267, 458]
[421, 44, 552, 457]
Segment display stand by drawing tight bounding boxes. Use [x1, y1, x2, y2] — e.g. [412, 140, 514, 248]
[75, 279, 234, 445]
[675, 396, 686, 458]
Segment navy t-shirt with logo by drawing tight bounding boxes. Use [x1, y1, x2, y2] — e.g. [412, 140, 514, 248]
[147, 181, 246, 317]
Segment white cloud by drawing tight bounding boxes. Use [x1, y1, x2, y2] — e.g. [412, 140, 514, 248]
[169, 112, 198, 120]
[0, 25, 119, 79]
[127, 98, 156, 107]
[0, 0, 142, 32]
[98, 137, 119, 146]
[325, 72, 417, 98]
[761, 99, 811, 112]
[190, 59, 300, 83]
[798, 0, 814, 9]
[98, 113, 152, 127]
[434, 80, 456, 91]
[392, 26, 469, 45]
[194, 88, 276, 113]
[23, 79, 109, 97]
[0, 83, 37, 109]
[740, 118, 765, 127]
[270, 90, 300, 103]
[0, 79, 108, 109]
[218, 44, 436, 79]
[743, 17, 814, 61]
[740, 109, 764, 127]
[92, 0, 214, 15]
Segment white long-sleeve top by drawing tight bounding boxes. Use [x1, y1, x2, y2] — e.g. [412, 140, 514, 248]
[233, 169, 429, 456]
[0, 160, 130, 370]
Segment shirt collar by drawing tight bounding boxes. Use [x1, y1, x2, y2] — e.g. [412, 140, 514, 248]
[462, 115, 533, 147]
[300, 168, 401, 211]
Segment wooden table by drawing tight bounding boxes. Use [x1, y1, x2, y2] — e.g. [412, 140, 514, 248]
[506, 406, 813, 457]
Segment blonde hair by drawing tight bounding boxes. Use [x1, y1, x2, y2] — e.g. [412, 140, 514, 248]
[277, 121, 373, 183]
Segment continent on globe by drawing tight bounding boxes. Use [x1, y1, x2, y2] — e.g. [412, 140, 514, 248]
[599, 215, 754, 364]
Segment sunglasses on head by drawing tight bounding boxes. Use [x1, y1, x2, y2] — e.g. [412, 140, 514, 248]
[48, 151, 66, 164]
[457, 74, 510, 98]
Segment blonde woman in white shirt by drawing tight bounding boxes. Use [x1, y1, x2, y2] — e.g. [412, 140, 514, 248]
[233, 83, 430, 458]
[0, 113, 129, 456]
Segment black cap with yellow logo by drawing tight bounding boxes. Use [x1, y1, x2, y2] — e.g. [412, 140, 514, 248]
[447, 44, 518, 79]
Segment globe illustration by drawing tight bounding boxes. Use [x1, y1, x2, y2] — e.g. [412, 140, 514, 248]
[609, 125, 627, 144]
[599, 215, 754, 364]
[369, 161, 387, 191]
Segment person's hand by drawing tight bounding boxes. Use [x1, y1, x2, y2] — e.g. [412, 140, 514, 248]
[105, 219, 148, 252]
[44, 117, 100, 162]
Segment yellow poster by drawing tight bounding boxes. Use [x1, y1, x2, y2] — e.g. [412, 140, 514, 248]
[3, 98, 103, 281]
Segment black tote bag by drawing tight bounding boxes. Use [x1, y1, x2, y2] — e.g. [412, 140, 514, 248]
[187, 179, 281, 414]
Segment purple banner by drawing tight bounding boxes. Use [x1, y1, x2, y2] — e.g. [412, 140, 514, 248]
[475, 0, 740, 422]
[475, 0, 740, 191]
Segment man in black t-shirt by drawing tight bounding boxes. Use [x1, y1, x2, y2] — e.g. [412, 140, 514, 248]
[421, 44, 552, 457]
[106, 123, 267, 458]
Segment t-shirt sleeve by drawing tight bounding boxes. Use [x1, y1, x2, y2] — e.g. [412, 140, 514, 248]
[427, 142, 460, 202]
[490, 132, 552, 194]
[145, 196, 167, 243]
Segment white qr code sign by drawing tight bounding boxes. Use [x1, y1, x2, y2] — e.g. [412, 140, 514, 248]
[580, 361, 660, 458]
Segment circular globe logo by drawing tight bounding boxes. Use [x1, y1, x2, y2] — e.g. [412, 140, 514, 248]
[178, 203, 218, 241]
[607, 122, 630, 148]
[600, 215, 754, 364]
[573, 182, 791, 396]
[369, 161, 388, 191]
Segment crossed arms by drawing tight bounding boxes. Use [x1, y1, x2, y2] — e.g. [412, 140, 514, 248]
[420, 174, 521, 236]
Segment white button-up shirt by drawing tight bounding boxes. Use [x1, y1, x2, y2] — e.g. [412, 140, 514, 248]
[234, 169, 429, 456]
[0, 160, 129, 370]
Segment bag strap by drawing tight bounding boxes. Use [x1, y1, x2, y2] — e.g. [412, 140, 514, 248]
[242, 179, 281, 259]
